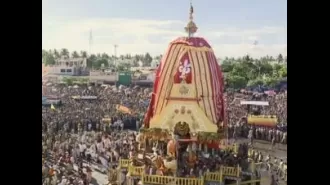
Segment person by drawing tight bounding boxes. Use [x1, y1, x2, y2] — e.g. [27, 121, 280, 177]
[233, 126, 237, 143]
[86, 166, 92, 183]
[281, 131, 287, 144]
[248, 128, 253, 146]
[278, 159, 284, 178]
[271, 136, 276, 151]
[42, 83, 287, 183]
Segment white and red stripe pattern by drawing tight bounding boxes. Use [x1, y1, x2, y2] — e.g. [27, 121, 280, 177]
[207, 51, 224, 124]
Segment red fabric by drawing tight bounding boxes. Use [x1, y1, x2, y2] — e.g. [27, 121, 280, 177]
[173, 53, 192, 84]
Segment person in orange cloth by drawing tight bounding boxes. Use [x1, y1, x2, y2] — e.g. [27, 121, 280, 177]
[49, 167, 54, 176]
[158, 165, 165, 176]
[167, 139, 177, 158]
[86, 166, 92, 183]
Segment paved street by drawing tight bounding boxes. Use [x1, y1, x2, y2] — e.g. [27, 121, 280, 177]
[236, 138, 287, 158]
[72, 163, 108, 185]
[236, 138, 287, 185]
[65, 138, 286, 185]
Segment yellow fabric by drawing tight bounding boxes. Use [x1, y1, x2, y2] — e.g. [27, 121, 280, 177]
[50, 104, 56, 110]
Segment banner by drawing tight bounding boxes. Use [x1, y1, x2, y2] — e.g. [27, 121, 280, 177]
[42, 99, 61, 105]
[42, 96, 47, 103]
[247, 115, 277, 127]
[102, 118, 111, 123]
[116, 104, 132, 114]
[240, 101, 269, 106]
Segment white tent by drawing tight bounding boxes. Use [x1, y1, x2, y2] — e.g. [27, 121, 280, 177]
[240, 101, 269, 106]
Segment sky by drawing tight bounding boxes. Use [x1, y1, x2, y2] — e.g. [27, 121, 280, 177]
[42, 0, 287, 58]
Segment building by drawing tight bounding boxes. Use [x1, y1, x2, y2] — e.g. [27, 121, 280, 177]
[114, 58, 134, 66]
[48, 57, 88, 76]
[151, 58, 160, 68]
[55, 57, 87, 67]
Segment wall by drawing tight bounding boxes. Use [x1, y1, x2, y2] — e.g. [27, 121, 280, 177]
[89, 75, 118, 82]
[49, 66, 76, 75]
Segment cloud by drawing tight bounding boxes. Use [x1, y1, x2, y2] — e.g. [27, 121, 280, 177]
[42, 17, 286, 58]
[211, 26, 286, 38]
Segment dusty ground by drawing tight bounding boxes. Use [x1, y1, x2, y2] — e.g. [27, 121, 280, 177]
[237, 139, 287, 185]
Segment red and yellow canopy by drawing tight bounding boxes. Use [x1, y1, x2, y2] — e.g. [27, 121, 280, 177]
[144, 37, 225, 127]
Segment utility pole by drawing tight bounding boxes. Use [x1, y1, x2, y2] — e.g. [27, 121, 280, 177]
[114, 44, 118, 66]
[89, 29, 93, 56]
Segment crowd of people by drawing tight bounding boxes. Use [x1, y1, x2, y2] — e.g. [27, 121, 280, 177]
[226, 91, 287, 144]
[42, 83, 287, 185]
[42, 84, 147, 185]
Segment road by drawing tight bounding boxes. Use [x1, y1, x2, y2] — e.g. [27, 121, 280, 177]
[236, 138, 287, 158]
[72, 163, 108, 185]
[236, 138, 287, 185]
[80, 138, 287, 185]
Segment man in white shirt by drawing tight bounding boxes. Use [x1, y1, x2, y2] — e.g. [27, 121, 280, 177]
[79, 142, 86, 157]
[278, 159, 284, 177]
[149, 166, 153, 175]
[97, 141, 104, 154]
[88, 122, 92, 131]
[281, 132, 287, 144]
[248, 129, 253, 146]
[103, 137, 111, 150]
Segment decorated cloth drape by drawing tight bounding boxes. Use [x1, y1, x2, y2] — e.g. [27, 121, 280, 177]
[144, 37, 225, 127]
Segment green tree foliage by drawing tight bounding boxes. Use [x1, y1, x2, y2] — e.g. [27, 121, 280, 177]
[42, 48, 161, 70]
[42, 48, 286, 89]
[144, 52, 152, 66]
[42, 50, 55, 66]
[222, 54, 287, 89]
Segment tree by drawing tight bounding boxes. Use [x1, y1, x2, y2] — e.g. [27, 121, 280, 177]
[42, 50, 48, 59]
[42, 48, 287, 89]
[263, 76, 280, 87]
[278, 66, 287, 78]
[277, 54, 283, 63]
[71, 51, 79, 58]
[144, 53, 152, 66]
[225, 74, 248, 89]
[125, 54, 132, 59]
[60, 48, 69, 58]
[243, 54, 252, 62]
[132, 59, 139, 67]
[121, 63, 131, 71]
[116, 64, 125, 71]
[94, 59, 109, 69]
[80, 51, 87, 58]
[255, 61, 273, 77]
[284, 56, 287, 63]
[53, 49, 60, 59]
[87, 54, 97, 69]
[221, 60, 234, 73]
[231, 62, 248, 79]
[101, 53, 109, 59]
[247, 78, 264, 87]
[43, 52, 55, 66]
[134, 55, 140, 61]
